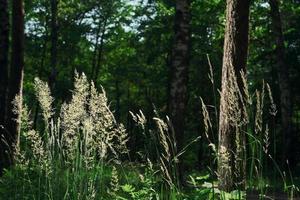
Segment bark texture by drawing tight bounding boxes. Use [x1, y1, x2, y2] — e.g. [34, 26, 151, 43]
[93, 17, 108, 85]
[91, 20, 101, 79]
[218, 0, 250, 191]
[4, 0, 25, 169]
[0, 0, 9, 174]
[169, 0, 191, 150]
[0, 0, 9, 120]
[167, 0, 191, 184]
[49, 0, 59, 90]
[269, 0, 293, 165]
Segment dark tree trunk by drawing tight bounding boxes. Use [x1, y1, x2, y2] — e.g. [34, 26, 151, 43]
[115, 80, 121, 122]
[49, 0, 58, 90]
[168, 0, 191, 154]
[93, 18, 108, 85]
[218, 0, 250, 192]
[0, 0, 9, 175]
[33, 28, 49, 130]
[168, 0, 191, 184]
[0, 0, 9, 121]
[91, 21, 101, 79]
[4, 0, 25, 170]
[269, 0, 293, 165]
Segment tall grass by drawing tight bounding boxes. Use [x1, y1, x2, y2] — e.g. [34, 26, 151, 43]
[0, 71, 299, 199]
[199, 56, 299, 199]
[0, 73, 130, 199]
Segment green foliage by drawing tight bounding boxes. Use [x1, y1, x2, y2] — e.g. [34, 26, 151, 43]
[2, 0, 300, 199]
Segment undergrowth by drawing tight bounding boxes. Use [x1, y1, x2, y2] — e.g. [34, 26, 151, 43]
[0, 72, 299, 200]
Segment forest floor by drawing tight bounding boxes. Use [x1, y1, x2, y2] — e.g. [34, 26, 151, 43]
[246, 191, 300, 200]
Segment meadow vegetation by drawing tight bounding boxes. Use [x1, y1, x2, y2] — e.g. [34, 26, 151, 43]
[0, 72, 298, 200]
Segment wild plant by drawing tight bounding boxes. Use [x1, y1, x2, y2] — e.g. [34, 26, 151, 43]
[198, 56, 296, 199]
[0, 72, 129, 199]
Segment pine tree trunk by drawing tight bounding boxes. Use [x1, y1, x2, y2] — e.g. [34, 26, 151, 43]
[49, 0, 58, 90]
[91, 21, 101, 79]
[33, 27, 49, 130]
[5, 0, 25, 168]
[93, 18, 108, 85]
[269, 0, 292, 165]
[115, 80, 121, 122]
[0, 0, 9, 120]
[169, 0, 190, 152]
[218, 0, 250, 192]
[0, 0, 9, 175]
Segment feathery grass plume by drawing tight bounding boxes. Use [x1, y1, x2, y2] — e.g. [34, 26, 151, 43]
[153, 113, 201, 191]
[33, 78, 56, 162]
[12, 94, 23, 126]
[199, 97, 217, 156]
[255, 90, 263, 135]
[130, 110, 146, 130]
[13, 145, 28, 167]
[81, 117, 96, 167]
[34, 78, 54, 124]
[207, 54, 215, 86]
[19, 104, 32, 133]
[200, 97, 212, 142]
[13, 102, 28, 166]
[153, 115, 187, 190]
[109, 166, 120, 195]
[17, 102, 48, 167]
[60, 72, 89, 160]
[12, 95, 31, 164]
[153, 117, 170, 161]
[2, 72, 131, 199]
[266, 83, 277, 116]
[23, 130, 48, 166]
[263, 125, 270, 154]
[153, 116, 175, 187]
[114, 124, 128, 155]
[240, 70, 251, 106]
[58, 72, 128, 162]
[88, 82, 128, 159]
[159, 157, 173, 186]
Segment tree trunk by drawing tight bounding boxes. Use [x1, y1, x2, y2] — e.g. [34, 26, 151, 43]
[115, 80, 121, 122]
[218, 0, 250, 191]
[4, 0, 25, 169]
[33, 28, 49, 130]
[168, 0, 191, 184]
[93, 18, 108, 85]
[269, 0, 293, 165]
[168, 0, 190, 154]
[49, 0, 58, 90]
[0, 0, 9, 121]
[91, 21, 101, 79]
[0, 0, 9, 175]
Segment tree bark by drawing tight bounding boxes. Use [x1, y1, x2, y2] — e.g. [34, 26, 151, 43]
[0, 0, 9, 121]
[115, 79, 121, 122]
[168, 0, 191, 184]
[168, 0, 190, 153]
[218, 0, 250, 191]
[91, 20, 101, 79]
[93, 18, 108, 85]
[4, 0, 25, 169]
[269, 0, 293, 165]
[0, 0, 9, 175]
[49, 0, 59, 90]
